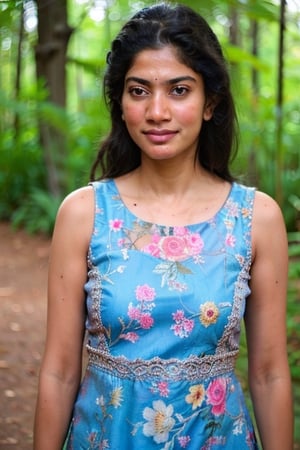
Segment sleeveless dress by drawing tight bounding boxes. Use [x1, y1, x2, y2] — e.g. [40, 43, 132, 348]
[65, 179, 259, 450]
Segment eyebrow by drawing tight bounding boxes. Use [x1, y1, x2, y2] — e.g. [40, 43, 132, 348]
[124, 76, 197, 86]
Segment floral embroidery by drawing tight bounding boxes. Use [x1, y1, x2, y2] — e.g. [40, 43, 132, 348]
[109, 218, 124, 231]
[153, 260, 191, 291]
[135, 284, 156, 302]
[225, 198, 239, 217]
[233, 417, 244, 435]
[143, 226, 204, 261]
[178, 435, 191, 448]
[201, 436, 226, 449]
[150, 381, 170, 397]
[85, 387, 124, 448]
[206, 378, 227, 416]
[96, 387, 123, 409]
[120, 331, 139, 343]
[143, 400, 176, 444]
[120, 284, 156, 340]
[225, 233, 236, 247]
[171, 310, 194, 338]
[105, 284, 157, 345]
[185, 384, 205, 410]
[199, 302, 219, 327]
[134, 375, 250, 449]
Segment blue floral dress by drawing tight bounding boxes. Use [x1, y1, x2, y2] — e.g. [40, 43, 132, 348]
[65, 179, 259, 450]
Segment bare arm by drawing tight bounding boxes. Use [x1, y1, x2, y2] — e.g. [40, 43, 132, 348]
[34, 186, 94, 450]
[245, 191, 294, 449]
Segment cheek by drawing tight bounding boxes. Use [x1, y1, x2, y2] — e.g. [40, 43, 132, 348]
[122, 105, 142, 127]
[176, 105, 203, 128]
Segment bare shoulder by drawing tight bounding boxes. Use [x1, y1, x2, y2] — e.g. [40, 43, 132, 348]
[58, 186, 94, 220]
[53, 185, 94, 248]
[252, 190, 287, 256]
[252, 190, 286, 227]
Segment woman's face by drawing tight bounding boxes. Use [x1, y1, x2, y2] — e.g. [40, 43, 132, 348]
[121, 46, 213, 163]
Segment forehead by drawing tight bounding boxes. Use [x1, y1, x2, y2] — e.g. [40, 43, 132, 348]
[126, 46, 196, 79]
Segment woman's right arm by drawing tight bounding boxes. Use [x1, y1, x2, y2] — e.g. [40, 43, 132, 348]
[34, 186, 94, 450]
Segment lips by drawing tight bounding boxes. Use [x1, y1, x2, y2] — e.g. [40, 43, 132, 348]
[143, 129, 178, 144]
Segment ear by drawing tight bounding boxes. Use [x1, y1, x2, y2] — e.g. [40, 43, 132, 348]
[203, 97, 217, 121]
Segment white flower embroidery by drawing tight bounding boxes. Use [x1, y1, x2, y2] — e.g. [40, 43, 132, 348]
[143, 400, 175, 443]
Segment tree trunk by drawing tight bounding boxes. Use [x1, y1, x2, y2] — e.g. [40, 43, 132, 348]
[14, 2, 24, 141]
[248, 19, 260, 187]
[275, 0, 286, 206]
[35, 0, 73, 196]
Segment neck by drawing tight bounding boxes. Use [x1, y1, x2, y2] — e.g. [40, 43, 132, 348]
[114, 163, 230, 227]
[134, 163, 219, 201]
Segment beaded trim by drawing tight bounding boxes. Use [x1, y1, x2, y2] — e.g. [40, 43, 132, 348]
[87, 345, 238, 381]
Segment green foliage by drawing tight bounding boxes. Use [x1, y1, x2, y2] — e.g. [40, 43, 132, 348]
[11, 188, 62, 234]
[287, 232, 300, 443]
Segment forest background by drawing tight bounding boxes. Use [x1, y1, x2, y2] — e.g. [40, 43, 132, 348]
[0, 0, 300, 446]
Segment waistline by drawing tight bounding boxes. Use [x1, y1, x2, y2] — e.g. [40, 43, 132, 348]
[87, 345, 238, 381]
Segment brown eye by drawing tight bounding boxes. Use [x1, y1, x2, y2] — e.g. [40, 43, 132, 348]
[171, 86, 189, 96]
[129, 87, 148, 96]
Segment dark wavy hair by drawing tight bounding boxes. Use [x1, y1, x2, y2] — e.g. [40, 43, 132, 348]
[90, 2, 238, 182]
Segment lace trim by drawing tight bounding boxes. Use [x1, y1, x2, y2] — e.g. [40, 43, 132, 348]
[87, 345, 238, 381]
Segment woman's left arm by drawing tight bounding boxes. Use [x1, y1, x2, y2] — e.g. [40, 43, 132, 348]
[245, 191, 294, 450]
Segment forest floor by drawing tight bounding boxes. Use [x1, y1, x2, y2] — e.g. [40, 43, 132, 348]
[0, 221, 299, 449]
[0, 222, 50, 449]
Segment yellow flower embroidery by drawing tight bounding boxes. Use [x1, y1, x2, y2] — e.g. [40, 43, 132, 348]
[185, 384, 205, 410]
[110, 387, 123, 408]
[200, 301, 219, 327]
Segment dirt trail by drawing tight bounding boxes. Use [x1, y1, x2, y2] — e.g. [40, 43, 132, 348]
[0, 222, 50, 449]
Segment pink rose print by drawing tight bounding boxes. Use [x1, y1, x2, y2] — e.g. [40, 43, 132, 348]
[127, 304, 141, 320]
[139, 313, 154, 329]
[171, 310, 194, 338]
[185, 232, 204, 255]
[135, 284, 156, 301]
[109, 218, 124, 232]
[161, 236, 187, 261]
[206, 377, 227, 416]
[142, 227, 204, 262]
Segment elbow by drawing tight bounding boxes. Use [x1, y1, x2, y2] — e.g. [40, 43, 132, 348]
[248, 360, 292, 395]
[39, 357, 83, 390]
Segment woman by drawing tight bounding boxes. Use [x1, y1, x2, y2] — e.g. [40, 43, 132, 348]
[34, 3, 293, 449]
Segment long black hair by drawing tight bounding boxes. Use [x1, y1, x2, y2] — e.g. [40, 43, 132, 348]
[90, 2, 238, 182]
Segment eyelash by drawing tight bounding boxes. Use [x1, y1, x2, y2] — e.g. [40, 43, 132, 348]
[128, 85, 190, 97]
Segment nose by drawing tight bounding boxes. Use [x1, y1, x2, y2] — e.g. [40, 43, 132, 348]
[145, 93, 171, 122]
